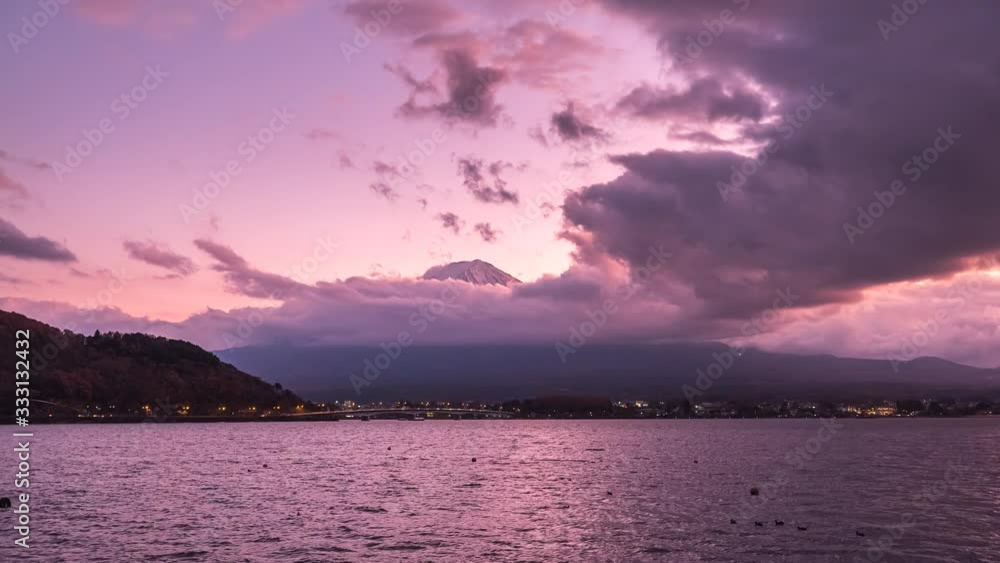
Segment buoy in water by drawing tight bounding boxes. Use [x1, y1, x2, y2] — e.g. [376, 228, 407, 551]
[471, 457, 477, 462]
[750, 487, 760, 496]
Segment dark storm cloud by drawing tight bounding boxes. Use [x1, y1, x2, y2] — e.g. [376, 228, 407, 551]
[0, 218, 76, 262]
[616, 78, 767, 123]
[123, 239, 197, 276]
[456, 157, 519, 205]
[563, 0, 1000, 320]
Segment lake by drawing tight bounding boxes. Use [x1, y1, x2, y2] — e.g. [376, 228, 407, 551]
[1, 419, 997, 562]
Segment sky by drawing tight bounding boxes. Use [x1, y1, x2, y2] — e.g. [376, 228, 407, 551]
[2, 0, 999, 368]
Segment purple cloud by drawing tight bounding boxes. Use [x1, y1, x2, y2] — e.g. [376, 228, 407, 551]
[0, 218, 76, 262]
[123, 239, 197, 276]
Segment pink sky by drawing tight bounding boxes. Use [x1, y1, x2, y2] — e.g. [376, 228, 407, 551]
[2, 0, 999, 367]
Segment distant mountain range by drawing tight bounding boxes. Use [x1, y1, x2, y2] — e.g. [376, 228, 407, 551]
[217, 342, 1000, 403]
[422, 259, 520, 286]
[3, 309, 998, 410]
[0, 310, 302, 417]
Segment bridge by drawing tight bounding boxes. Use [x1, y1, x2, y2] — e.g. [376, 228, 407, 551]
[286, 407, 513, 419]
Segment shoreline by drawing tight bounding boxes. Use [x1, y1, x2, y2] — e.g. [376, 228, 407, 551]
[4, 413, 997, 425]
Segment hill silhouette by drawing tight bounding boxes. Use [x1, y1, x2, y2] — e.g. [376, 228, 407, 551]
[0, 310, 303, 418]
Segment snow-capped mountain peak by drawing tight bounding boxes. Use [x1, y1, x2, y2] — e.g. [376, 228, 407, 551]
[421, 259, 520, 286]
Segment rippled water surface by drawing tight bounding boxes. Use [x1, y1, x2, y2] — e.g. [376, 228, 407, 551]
[2, 419, 998, 562]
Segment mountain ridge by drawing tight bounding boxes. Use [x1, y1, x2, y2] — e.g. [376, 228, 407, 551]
[216, 342, 1000, 402]
[0, 309, 303, 417]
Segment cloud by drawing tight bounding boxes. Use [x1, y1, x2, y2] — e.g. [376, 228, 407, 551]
[223, 0, 307, 40]
[0, 169, 29, 200]
[384, 63, 439, 96]
[194, 239, 305, 299]
[0, 272, 24, 285]
[303, 128, 339, 142]
[0, 297, 177, 340]
[493, 20, 605, 89]
[369, 181, 400, 202]
[0, 218, 76, 262]
[122, 239, 197, 276]
[456, 157, 519, 205]
[386, 15, 605, 128]
[616, 78, 767, 123]
[74, 0, 139, 26]
[369, 160, 403, 202]
[393, 48, 507, 127]
[343, 0, 464, 36]
[550, 103, 609, 143]
[336, 150, 355, 169]
[668, 128, 733, 145]
[528, 125, 550, 147]
[474, 222, 500, 243]
[372, 160, 400, 176]
[436, 212, 464, 234]
[0, 150, 50, 171]
[560, 0, 1000, 326]
[73, 0, 196, 37]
